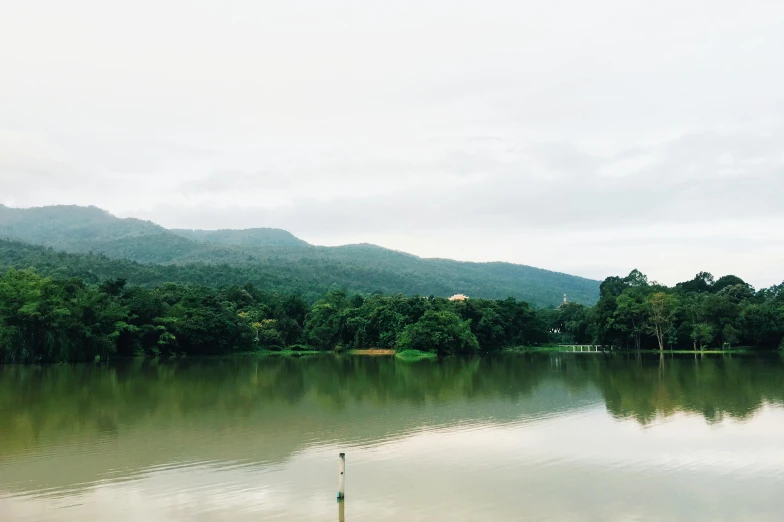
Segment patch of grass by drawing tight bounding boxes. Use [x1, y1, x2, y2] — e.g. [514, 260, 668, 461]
[348, 349, 396, 356]
[394, 349, 437, 362]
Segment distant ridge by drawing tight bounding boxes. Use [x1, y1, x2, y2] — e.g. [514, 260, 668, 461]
[171, 228, 309, 247]
[0, 204, 600, 306]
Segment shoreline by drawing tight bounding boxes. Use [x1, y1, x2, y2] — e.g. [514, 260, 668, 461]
[2, 346, 778, 366]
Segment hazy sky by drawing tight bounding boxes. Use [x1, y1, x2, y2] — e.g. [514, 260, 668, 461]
[1, 0, 783, 287]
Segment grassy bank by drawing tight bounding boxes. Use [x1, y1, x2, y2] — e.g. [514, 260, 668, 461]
[347, 349, 396, 356]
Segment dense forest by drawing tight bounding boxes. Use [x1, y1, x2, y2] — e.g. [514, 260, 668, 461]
[0, 204, 600, 306]
[0, 268, 547, 363]
[0, 265, 782, 363]
[548, 270, 784, 351]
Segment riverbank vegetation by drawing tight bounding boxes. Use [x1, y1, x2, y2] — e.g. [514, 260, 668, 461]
[547, 270, 784, 352]
[0, 267, 782, 363]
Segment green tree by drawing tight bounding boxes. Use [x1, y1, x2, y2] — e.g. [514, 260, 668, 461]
[396, 310, 479, 355]
[676, 272, 714, 293]
[722, 324, 740, 348]
[646, 292, 679, 352]
[614, 288, 648, 350]
[692, 323, 714, 352]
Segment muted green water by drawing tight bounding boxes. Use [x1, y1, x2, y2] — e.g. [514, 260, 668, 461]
[1, 353, 783, 521]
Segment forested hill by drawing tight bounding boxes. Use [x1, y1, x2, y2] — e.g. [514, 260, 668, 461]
[0, 204, 165, 247]
[0, 205, 600, 306]
[170, 228, 309, 247]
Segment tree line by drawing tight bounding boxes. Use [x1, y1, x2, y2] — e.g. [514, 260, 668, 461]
[0, 268, 782, 363]
[0, 268, 548, 363]
[548, 270, 784, 351]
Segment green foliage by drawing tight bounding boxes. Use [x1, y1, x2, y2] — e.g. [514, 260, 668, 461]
[691, 323, 714, 351]
[712, 275, 748, 293]
[587, 269, 784, 351]
[0, 269, 123, 363]
[675, 271, 715, 293]
[3, 262, 781, 364]
[397, 310, 479, 355]
[646, 292, 679, 351]
[722, 324, 740, 348]
[0, 269, 555, 362]
[613, 287, 649, 350]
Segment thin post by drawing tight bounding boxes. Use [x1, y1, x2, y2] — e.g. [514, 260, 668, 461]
[337, 453, 346, 500]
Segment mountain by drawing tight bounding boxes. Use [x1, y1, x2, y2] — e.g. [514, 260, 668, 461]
[171, 228, 309, 247]
[0, 239, 417, 302]
[0, 204, 164, 245]
[0, 204, 600, 305]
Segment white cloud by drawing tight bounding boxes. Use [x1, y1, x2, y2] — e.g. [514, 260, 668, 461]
[1, 0, 783, 288]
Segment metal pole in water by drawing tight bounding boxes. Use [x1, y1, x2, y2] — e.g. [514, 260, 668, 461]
[337, 453, 346, 500]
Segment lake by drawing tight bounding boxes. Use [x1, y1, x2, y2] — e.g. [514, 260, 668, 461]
[1, 353, 783, 521]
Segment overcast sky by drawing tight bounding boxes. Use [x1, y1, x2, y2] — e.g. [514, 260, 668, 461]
[1, 0, 783, 288]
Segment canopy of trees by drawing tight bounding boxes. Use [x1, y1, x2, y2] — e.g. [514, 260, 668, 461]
[0, 269, 551, 363]
[1, 265, 781, 364]
[548, 269, 784, 351]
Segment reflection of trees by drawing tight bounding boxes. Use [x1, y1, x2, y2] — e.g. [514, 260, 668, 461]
[589, 354, 784, 424]
[1, 353, 783, 460]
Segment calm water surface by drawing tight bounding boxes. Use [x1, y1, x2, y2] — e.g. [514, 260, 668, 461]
[1, 353, 784, 521]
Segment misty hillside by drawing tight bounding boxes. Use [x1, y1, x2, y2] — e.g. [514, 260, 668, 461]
[171, 228, 309, 247]
[0, 205, 600, 305]
[0, 204, 165, 245]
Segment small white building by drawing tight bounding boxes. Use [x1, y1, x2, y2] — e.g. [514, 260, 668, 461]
[449, 294, 469, 301]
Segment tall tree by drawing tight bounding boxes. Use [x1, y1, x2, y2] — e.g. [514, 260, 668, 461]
[646, 292, 679, 352]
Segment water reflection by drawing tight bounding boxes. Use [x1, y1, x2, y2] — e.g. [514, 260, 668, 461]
[3, 353, 783, 452]
[0, 353, 783, 521]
